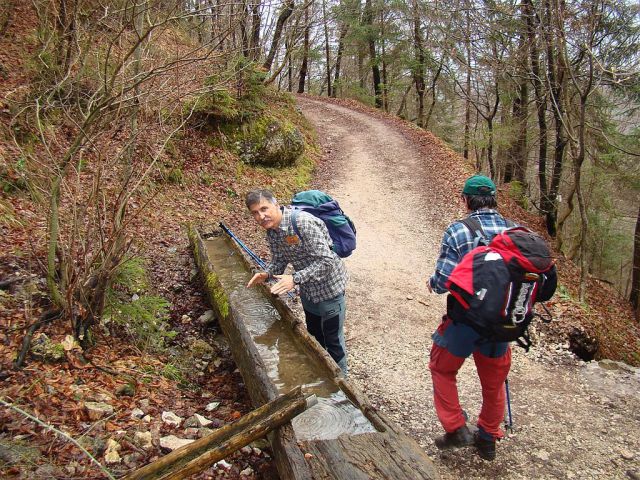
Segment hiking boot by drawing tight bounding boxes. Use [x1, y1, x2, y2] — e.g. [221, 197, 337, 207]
[474, 432, 496, 461]
[434, 425, 474, 450]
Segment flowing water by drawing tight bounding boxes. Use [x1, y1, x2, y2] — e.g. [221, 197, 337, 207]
[205, 235, 376, 440]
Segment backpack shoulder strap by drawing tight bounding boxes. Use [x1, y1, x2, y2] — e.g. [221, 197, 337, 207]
[291, 207, 305, 244]
[459, 216, 487, 247]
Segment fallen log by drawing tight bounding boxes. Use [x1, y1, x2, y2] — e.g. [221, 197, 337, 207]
[123, 387, 316, 480]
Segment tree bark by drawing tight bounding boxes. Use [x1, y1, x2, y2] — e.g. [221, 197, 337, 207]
[250, 1, 261, 59]
[543, 0, 567, 238]
[463, 0, 472, 160]
[630, 205, 640, 316]
[263, 0, 295, 71]
[332, 23, 348, 97]
[364, 0, 382, 108]
[322, 0, 332, 97]
[298, 2, 311, 93]
[504, 10, 529, 185]
[411, 0, 425, 127]
[524, 0, 551, 234]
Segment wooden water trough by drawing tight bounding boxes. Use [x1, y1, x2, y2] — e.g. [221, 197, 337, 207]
[189, 225, 439, 480]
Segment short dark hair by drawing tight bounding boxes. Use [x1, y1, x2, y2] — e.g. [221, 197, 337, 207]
[464, 193, 498, 211]
[245, 189, 277, 209]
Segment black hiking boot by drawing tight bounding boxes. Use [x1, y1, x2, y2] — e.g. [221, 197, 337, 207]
[434, 425, 474, 450]
[474, 432, 496, 461]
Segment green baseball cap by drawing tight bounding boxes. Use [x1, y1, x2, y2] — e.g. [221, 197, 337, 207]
[462, 175, 496, 196]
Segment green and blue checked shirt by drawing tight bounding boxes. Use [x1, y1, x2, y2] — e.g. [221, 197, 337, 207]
[266, 207, 348, 304]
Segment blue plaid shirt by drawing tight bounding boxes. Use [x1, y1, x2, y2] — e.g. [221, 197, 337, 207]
[429, 209, 513, 294]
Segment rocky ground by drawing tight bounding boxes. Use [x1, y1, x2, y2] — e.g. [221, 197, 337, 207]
[297, 96, 640, 480]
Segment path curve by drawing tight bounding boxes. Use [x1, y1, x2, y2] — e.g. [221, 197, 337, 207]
[297, 96, 640, 480]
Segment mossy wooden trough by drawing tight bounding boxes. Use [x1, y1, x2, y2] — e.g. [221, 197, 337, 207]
[189, 225, 438, 480]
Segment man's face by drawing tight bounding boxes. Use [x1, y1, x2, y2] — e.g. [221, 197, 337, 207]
[249, 198, 282, 230]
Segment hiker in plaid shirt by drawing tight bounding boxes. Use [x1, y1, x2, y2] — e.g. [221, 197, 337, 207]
[245, 189, 348, 374]
[426, 175, 513, 461]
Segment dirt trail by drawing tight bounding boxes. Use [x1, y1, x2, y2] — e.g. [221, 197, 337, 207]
[297, 96, 640, 480]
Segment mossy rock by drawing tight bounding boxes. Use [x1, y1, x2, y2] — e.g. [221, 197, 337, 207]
[239, 115, 304, 167]
[30, 333, 66, 363]
[189, 338, 217, 360]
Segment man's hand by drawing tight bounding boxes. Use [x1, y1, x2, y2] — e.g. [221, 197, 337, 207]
[270, 274, 295, 295]
[247, 272, 269, 288]
[426, 278, 434, 294]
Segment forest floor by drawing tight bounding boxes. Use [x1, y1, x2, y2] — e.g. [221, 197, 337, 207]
[296, 95, 640, 480]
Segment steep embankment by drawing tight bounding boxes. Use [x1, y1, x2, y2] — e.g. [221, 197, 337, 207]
[297, 95, 640, 480]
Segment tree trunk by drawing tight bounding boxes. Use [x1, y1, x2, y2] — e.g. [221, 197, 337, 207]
[298, 4, 310, 93]
[263, 0, 295, 71]
[630, 205, 640, 316]
[411, 0, 425, 127]
[322, 0, 332, 97]
[463, 0, 472, 160]
[333, 23, 347, 97]
[241, 0, 250, 57]
[524, 0, 551, 235]
[380, 7, 388, 111]
[424, 56, 444, 130]
[364, 0, 382, 108]
[505, 11, 529, 185]
[543, 0, 567, 238]
[250, 1, 261, 59]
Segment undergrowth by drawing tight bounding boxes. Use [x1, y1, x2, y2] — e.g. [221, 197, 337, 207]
[103, 257, 175, 353]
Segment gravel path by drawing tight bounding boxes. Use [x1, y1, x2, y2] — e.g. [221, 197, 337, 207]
[297, 96, 640, 480]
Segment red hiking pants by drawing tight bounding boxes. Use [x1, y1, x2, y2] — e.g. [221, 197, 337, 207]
[429, 318, 512, 439]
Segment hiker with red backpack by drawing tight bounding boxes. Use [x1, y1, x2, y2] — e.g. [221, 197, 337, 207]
[427, 175, 557, 461]
[245, 189, 355, 374]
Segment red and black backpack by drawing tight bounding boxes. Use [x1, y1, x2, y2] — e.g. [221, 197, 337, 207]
[445, 225, 557, 350]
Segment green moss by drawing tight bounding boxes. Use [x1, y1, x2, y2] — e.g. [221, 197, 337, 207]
[206, 272, 229, 318]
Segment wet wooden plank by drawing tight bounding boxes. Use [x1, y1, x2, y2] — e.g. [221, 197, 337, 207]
[301, 432, 439, 480]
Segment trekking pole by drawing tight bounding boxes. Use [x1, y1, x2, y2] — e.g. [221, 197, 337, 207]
[504, 378, 514, 433]
[219, 222, 268, 269]
[219, 222, 295, 299]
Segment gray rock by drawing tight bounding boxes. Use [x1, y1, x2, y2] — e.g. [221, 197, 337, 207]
[621, 449, 635, 460]
[133, 431, 153, 450]
[104, 439, 121, 464]
[205, 401, 221, 412]
[198, 310, 216, 325]
[85, 402, 114, 420]
[215, 459, 232, 469]
[123, 452, 143, 468]
[184, 413, 213, 428]
[240, 467, 254, 476]
[131, 408, 145, 419]
[159, 435, 194, 451]
[161, 411, 183, 427]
